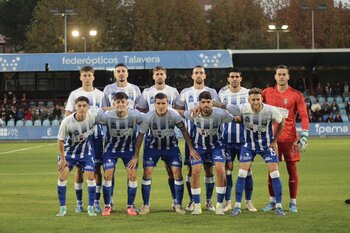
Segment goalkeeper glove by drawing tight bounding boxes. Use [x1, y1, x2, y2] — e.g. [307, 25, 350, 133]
[296, 130, 308, 152]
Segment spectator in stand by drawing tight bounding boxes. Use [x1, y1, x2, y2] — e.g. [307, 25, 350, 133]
[296, 76, 307, 96]
[16, 107, 25, 121]
[345, 102, 350, 117]
[304, 97, 311, 110]
[311, 99, 321, 113]
[324, 82, 333, 97]
[1, 106, 7, 122]
[308, 109, 316, 123]
[330, 100, 339, 114]
[24, 108, 33, 121]
[39, 107, 48, 121]
[333, 81, 342, 97]
[20, 93, 27, 107]
[326, 113, 334, 123]
[12, 94, 17, 106]
[321, 101, 331, 115]
[334, 112, 343, 122]
[343, 82, 350, 98]
[6, 106, 16, 122]
[314, 82, 323, 97]
[52, 104, 62, 120]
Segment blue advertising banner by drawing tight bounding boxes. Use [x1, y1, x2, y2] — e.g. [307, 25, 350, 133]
[0, 50, 233, 72]
[0, 126, 59, 140]
[297, 123, 350, 136]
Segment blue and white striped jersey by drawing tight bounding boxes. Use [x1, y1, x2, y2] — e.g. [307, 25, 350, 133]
[102, 83, 147, 109]
[139, 108, 184, 150]
[184, 107, 234, 150]
[142, 85, 179, 111]
[65, 87, 104, 112]
[98, 109, 144, 153]
[58, 109, 100, 159]
[226, 103, 283, 151]
[218, 87, 249, 144]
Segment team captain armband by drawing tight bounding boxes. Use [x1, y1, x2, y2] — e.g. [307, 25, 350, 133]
[176, 121, 185, 129]
[276, 107, 289, 118]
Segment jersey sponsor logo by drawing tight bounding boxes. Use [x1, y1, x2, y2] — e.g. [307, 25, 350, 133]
[247, 123, 267, 133]
[145, 157, 153, 166]
[171, 161, 180, 166]
[240, 154, 250, 161]
[214, 155, 222, 160]
[110, 128, 134, 137]
[152, 129, 175, 138]
[264, 156, 272, 161]
[198, 128, 217, 136]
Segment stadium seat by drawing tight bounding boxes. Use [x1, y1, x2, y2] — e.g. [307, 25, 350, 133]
[336, 96, 343, 104]
[16, 120, 24, 127]
[24, 120, 33, 126]
[318, 97, 325, 105]
[42, 119, 51, 126]
[29, 101, 37, 107]
[341, 115, 349, 122]
[309, 96, 316, 103]
[52, 119, 60, 126]
[327, 97, 334, 103]
[340, 109, 347, 115]
[7, 119, 15, 127]
[34, 119, 42, 126]
[338, 103, 345, 109]
[47, 101, 54, 107]
[38, 101, 45, 107]
[344, 97, 349, 102]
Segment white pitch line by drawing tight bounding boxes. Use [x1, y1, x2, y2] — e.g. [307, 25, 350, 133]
[0, 143, 55, 155]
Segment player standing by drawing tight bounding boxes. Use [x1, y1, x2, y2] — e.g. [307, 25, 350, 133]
[56, 96, 100, 217]
[175, 66, 219, 212]
[226, 88, 286, 217]
[261, 65, 309, 213]
[65, 66, 104, 213]
[142, 66, 180, 209]
[218, 68, 256, 212]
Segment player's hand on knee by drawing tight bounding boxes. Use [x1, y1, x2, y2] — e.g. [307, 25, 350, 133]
[297, 130, 308, 152]
[127, 156, 138, 169]
[190, 148, 201, 161]
[58, 159, 67, 172]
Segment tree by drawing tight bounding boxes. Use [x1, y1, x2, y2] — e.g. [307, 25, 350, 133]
[0, 0, 38, 52]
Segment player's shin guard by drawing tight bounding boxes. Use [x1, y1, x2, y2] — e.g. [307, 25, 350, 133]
[102, 180, 112, 206]
[270, 171, 282, 205]
[75, 182, 83, 206]
[205, 176, 215, 201]
[142, 178, 151, 206]
[225, 171, 233, 201]
[127, 180, 137, 207]
[168, 178, 176, 201]
[286, 161, 298, 199]
[87, 180, 96, 207]
[186, 175, 192, 201]
[245, 170, 253, 201]
[216, 186, 226, 204]
[191, 188, 201, 204]
[235, 169, 248, 204]
[174, 179, 184, 205]
[58, 180, 67, 206]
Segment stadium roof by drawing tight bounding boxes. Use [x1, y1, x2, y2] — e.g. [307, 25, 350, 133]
[229, 49, 350, 68]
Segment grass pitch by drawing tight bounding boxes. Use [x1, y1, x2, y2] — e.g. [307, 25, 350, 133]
[0, 138, 349, 233]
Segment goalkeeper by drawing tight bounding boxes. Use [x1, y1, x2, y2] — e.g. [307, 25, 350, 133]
[261, 65, 310, 213]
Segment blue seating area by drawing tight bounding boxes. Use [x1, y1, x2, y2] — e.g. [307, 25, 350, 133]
[4, 118, 61, 127]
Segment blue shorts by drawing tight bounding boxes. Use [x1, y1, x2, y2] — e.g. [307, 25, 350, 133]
[103, 150, 134, 170]
[239, 146, 279, 163]
[143, 147, 182, 168]
[58, 155, 95, 172]
[225, 143, 244, 162]
[191, 147, 226, 166]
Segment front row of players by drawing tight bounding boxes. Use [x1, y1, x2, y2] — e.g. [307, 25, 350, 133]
[57, 87, 287, 217]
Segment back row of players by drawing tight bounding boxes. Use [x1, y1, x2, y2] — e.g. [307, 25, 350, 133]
[56, 64, 309, 217]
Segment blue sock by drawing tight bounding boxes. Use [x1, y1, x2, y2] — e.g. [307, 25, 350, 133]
[142, 178, 151, 206]
[127, 180, 137, 207]
[174, 179, 184, 205]
[225, 171, 233, 201]
[245, 174, 253, 201]
[57, 180, 67, 206]
[205, 176, 214, 200]
[75, 182, 83, 206]
[168, 178, 176, 200]
[87, 180, 96, 207]
[271, 177, 282, 204]
[235, 177, 246, 203]
[191, 188, 201, 204]
[216, 186, 226, 203]
[111, 175, 115, 198]
[102, 180, 112, 206]
[186, 175, 192, 201]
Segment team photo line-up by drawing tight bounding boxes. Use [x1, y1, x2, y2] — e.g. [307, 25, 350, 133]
[56, 63, 309, 217]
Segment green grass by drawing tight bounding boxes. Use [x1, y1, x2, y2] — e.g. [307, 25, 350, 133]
[0, 138, 349, 233]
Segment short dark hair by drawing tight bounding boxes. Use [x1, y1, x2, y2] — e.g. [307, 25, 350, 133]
[153, 66, 166, 74]
[275, 65, 288, 70]
[113, 92, 128, 101]
[199, 91, 212, 101]
[155, 92, 168, 101]
[75, 96, 90, 104]
[80, 66, 94, 74]
[115, 63, 128, 70]
[248, 87, 262, 96]
[228, 68, 241, 76]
